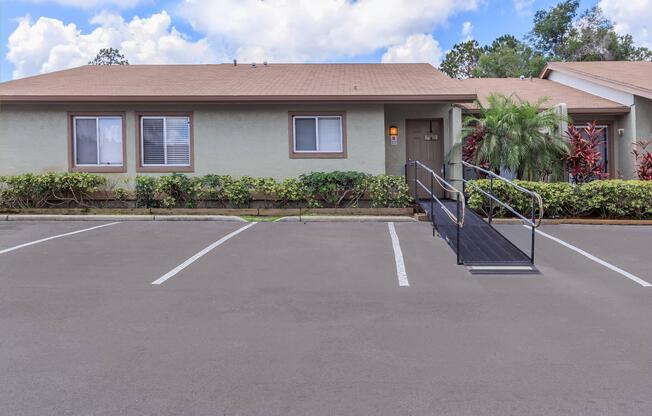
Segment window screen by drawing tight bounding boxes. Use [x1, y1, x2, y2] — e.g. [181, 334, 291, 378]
[294, 118, 317, 151]
[74, 117, 123, 166]
[293, 116, 342, 152]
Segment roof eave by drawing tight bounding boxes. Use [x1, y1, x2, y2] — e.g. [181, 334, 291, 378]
[0, 93, 478, 103]
[541, 65, 652, 99]
[460, 105, 630, 115]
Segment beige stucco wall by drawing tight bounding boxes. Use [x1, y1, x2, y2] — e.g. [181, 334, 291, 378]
[613, 110, 637, 179]
[0, 102, 386, 182]
[383, 103, 458, 176]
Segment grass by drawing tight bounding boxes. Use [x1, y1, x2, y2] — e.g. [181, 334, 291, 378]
[240, 215, 282, 222]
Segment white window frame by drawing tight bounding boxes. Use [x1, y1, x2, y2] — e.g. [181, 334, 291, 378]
[140, 116, 191, 167]
[292, 115, 343, 153]
[73, 116, 123, 167]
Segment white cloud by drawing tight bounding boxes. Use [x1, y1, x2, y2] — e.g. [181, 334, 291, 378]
[381, 34, 442, 65]
[6, 11, 219, 79]
[513, 0, 535, 16]
[17, 0, 147, 9]
[461, 21, 473, 41]
[599, 0, 651, 48]
[179, 0, 478, 62]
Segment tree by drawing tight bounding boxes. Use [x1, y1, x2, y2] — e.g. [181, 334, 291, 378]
[452, 93, 569, 180]
[528, 0, 580, 58]
[564, 7, 652, 61]
[439, 40, 484, 79]
[528, 2, 652, 61]
[88, 48, 129, 65]
[474, 35, 548, 78]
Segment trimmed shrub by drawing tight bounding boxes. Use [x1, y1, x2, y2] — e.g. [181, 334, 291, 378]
[0, 172, 106, 208]
[0, 172, 413, 210]
[299, 171, 369, 208]
[135, 176, 158, 208]
[275, 178, 309, 206]
[365, 174, 412, 208]
[155, 173, 203, 208]
[466, 179, 652, 219]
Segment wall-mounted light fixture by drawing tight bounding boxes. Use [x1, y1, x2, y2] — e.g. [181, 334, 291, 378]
[389, 125, 399, 146]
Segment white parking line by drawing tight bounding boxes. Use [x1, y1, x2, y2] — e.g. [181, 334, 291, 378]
[528, 226, 652, 287]
[0, 222, 120, 255]
[152, 222, 257, 285]
[388, 222, 409, 287]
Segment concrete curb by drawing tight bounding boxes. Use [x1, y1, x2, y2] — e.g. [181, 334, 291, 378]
[3, 214, 246, 222]
[152, 215, 246, 222]
[276, 215, 417, 222]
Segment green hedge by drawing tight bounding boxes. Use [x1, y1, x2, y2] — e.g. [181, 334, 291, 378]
[0, 172, 107, 208]
[0, 172, 412, 209]
[135, 172, 412, 209]
[466, 179, 652, 219]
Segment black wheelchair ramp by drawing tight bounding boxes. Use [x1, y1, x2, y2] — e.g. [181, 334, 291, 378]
[420, 200, 537, 274]
[407, 160, 542, 275]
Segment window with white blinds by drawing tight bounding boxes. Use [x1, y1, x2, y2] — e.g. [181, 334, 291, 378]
[141, 116, 191, 166]
[73, 116, 123, 166]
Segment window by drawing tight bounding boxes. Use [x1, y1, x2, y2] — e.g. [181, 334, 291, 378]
[139, 115, 192, 170]
[290, 113, 347, 158]
[72, 116, 124, 170]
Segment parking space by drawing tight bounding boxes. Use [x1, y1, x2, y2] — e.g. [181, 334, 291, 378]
[0, 220, 118, 252]
[1, 220, 651, 415]
[536, 224, 652, 281]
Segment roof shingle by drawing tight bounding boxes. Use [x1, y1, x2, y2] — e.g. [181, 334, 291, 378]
[0, 63, 476, 102]
[458, 77, 629, 114]
[541, 61, 652, 99]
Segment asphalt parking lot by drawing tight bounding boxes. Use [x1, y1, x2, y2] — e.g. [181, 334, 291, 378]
[1, 219, 651, 416]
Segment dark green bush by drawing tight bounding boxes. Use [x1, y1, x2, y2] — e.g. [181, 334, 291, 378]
[299, 171, 369, 207]
[155, 173, 203, 208]
[466, 179, 652, 219]
[0, 172, 413, 209]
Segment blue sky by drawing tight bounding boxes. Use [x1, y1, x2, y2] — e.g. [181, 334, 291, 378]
[0, 0, 645, 82]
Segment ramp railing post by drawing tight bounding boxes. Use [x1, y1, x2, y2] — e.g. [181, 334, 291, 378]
[488, 176, 494, 225]
[530, 194, 536, 264]
[461, 163, 466, 196]
[456, 192, 462, 265]
[412, 161, 418, 202]
[430, 173, 435, 236]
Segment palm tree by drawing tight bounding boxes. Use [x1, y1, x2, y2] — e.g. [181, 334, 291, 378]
[453, 93, 569, 181]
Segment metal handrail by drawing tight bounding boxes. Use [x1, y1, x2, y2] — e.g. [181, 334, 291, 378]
[407, 159, 466, 264]
[460, 161, 543, 228]
[460, 161, 543, 264]
[407, 160, 465, 227]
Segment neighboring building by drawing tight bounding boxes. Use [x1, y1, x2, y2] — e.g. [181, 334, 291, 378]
[460, 62, 652, 179]
[541, 62, 652, 179]
[0, 63, 475, 189]
[459, 77, 631, 178]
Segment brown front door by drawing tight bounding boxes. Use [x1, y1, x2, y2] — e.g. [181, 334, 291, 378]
[406, 119, 444, 199]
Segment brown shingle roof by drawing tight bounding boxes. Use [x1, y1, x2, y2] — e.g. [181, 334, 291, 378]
[0, 63, 476, 102]
[541, 61, 652, 99]
[458, 77, 629, 114]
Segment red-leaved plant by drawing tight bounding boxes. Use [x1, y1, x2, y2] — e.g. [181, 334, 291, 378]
[565, 121, 608, 184]
[463, 125, 490, 169]
[632, 140, 652, 180]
